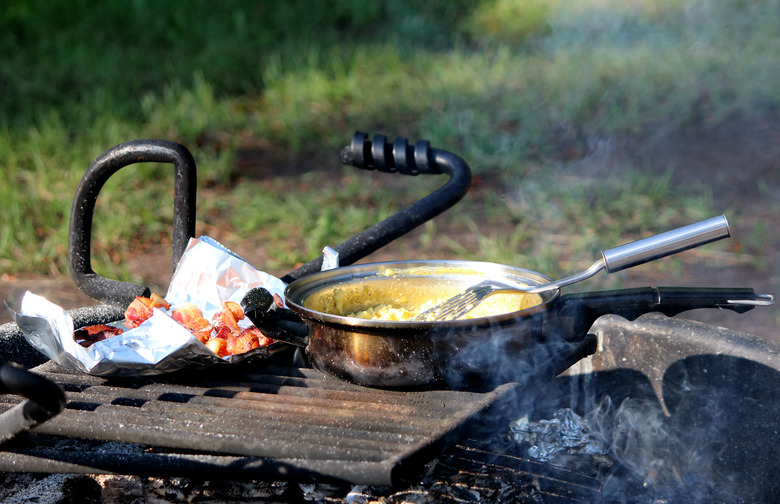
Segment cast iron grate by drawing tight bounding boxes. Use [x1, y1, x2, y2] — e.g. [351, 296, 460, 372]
[0, 361, 520, 486]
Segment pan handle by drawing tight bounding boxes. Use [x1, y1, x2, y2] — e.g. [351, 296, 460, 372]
[0, 362, 66, 443]
[557, 287, 775, 337]
[69, 140, 197, 307]
[281, 132, 471, 283]
[241, 288, 309, 347]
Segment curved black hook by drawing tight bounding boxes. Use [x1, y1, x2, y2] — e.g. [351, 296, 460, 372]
[68, 139, 197, 307]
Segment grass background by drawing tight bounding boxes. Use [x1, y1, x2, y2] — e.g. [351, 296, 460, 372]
[1, 0, 778, 287]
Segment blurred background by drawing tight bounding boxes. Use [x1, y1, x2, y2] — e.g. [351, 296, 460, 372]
[1, 0, 778, 339]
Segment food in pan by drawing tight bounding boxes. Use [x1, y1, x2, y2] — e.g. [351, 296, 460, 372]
[305, 277, 543, 321]
[74, 294, 273, 356]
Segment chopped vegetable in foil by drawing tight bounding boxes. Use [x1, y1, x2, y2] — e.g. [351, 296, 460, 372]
[10, 236, 287, 377]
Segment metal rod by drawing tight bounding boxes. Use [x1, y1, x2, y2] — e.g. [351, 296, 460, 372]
[602, 215, 730, 273]
[282, 133, 472, 283]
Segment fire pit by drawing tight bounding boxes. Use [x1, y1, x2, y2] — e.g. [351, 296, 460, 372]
[0, 315, 776, 502]
[0, 133, 777, 502]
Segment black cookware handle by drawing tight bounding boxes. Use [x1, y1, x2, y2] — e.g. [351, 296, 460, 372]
[69, 140, 197, 307]
[0, 361, 66, 443]
[281, 132, 472, 283]
[558, 287, 773, 337]
[241, 287, 309, 347]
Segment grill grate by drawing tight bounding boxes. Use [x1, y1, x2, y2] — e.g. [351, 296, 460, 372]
[0, 361, 519, 486]
[420, 442, 602, 503]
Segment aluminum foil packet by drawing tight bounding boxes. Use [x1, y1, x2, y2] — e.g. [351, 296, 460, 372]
[509, 408, 613, 472]
[11, 236, 287, 377]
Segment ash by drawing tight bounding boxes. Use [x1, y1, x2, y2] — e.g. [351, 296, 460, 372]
[0, 472, 544, 504]
[0, 434, 554, 504]
[510, 408, 613, 474]
[510, 390, 780, 504]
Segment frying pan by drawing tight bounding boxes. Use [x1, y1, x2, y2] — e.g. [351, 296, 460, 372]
[241, 260, 774, 390]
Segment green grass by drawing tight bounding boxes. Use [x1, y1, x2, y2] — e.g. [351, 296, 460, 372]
[1, 0, 778, 283]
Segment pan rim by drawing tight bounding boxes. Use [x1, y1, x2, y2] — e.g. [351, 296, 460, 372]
[283, 259, 559, 330]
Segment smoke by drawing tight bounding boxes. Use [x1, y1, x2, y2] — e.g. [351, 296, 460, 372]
[510, 354, 780, 503]
[512, 396, 728, 502]
[431, 297, 780, 502]
[440, 319, 597, 392]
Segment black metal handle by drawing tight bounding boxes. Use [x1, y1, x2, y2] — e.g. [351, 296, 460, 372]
[0, 362, 66, 443]
[69, 139, 197, 307]
[241, 288, 309, 347]
[69, 133, 469, 304]
[281, 132, 472, 283]
[557, 287, 768, 337]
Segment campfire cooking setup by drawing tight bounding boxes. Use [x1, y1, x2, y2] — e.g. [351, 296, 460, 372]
[0, 132, 778, 502]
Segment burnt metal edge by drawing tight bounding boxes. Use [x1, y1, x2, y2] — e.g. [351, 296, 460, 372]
[568, 313, 780, 413]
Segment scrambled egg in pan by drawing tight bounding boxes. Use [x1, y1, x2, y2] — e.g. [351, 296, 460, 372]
[304, 276, 543, 321]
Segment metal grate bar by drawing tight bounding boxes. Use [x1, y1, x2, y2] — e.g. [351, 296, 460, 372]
[0, 362, 519, 486]
[431, 443, 602, 503]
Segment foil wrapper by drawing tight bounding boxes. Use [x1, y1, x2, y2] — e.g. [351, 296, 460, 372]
[10, 236, 287, 377]
[509, 408, 613, 472]
[321, 246, 339, 271]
